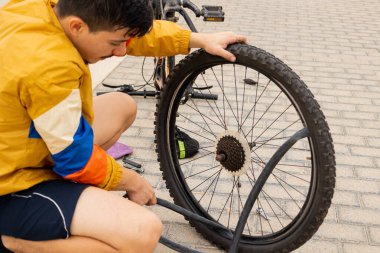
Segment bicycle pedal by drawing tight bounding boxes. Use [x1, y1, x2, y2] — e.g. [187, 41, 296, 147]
[201, 6, 224, 22]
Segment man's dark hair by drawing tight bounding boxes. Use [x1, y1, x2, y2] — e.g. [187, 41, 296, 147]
[56, 0, 153, 37]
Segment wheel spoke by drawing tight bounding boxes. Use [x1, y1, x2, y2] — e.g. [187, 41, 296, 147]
[246, 173, 283, 230]
[207, 170, 222, 212]
[179, 149, 214, 166]
[244, 90, 285, 139]
[251, 103, 293, 142]
[210, 67, 240, 127]
[185, 164, 221, 179]
[271, 173, 302, 209]
[176, 125, 215, 143]
[233, 64, 240, 131]
[180, 104, 225, 131]
[178, 112, 219, 138]
[216, 177, 239, 225]
[239, 67, 248, 132]
[190, 168, 222, 192]
[246, 172, 294, 221]
[196, 72, 227, 129]
[251, 119, 302, 152]
[272, 173, 307, 198]
[252, 151, 304, 209]
[240, 77, 271, 133]
[157, 45, 334, 247]
[255, 140, 311, 152]
[237, 178, 253, 235]
[198, 169, 222, 204]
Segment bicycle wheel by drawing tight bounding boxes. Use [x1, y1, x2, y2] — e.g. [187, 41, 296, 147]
[154, 43, 335, 252]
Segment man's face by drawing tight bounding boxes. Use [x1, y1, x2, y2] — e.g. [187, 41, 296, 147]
[72, 26, 131, 64]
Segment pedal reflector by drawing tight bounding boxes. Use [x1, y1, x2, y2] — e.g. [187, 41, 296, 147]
[202, 5, 225, 22]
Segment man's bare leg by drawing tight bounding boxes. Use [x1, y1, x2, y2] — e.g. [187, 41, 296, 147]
[2, 187, 162, 253]
[2, 235, 117, 253]
[92, 92, 137, 150]
[1, 92, 162, 252]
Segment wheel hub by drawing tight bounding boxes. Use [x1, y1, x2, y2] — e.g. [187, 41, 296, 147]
[215, 131, 251, 176]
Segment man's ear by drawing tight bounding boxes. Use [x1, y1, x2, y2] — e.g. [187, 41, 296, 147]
[67, 17, 87, 37]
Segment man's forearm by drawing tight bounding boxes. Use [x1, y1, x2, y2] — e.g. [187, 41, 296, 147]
[111, 167, 139, 191]
[188, 32, 207, 49]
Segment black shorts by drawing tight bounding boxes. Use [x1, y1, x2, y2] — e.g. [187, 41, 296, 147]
[0, 180, 88, 245]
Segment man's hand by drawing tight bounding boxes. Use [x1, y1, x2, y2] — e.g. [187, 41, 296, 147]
[115, 168, 157, 206]
[189, 31, 248, 62]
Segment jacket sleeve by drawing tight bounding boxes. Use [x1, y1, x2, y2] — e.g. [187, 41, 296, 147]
[22, 61, 122, 190]
[126, 20, 191, 57]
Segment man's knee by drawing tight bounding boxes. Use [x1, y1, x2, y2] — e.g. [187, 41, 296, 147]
[123, 93, 137, 116]
[143, 212, 163, 246]
[119, 211, 162, 252]
[120, 93, 137, 129]
[1, 235, 17, 252]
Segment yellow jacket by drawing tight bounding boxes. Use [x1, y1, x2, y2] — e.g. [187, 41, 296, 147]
[0, 0, 191, 195]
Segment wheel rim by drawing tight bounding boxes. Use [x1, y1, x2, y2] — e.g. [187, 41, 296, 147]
[165, 61, 319, 244]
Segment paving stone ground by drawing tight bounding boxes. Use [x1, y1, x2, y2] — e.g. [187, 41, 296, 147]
[96, 0, 380, 252]
[2, 0, 378, 252]
[97, 0, 380, 252]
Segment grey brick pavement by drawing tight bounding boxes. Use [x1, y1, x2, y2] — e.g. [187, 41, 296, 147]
[97, 0, 380, 252]
[1, 0, 378, 252]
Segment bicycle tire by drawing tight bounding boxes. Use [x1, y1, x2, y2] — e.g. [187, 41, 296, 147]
[154, 43, 335, 252]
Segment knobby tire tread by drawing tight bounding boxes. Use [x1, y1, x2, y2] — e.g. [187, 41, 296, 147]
[154, 44, 336, 253]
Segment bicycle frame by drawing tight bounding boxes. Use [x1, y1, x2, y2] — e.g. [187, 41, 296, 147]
[152, 0, 224, 95]
[152, 0, 199, 92]
[155, 0, 200, 32]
